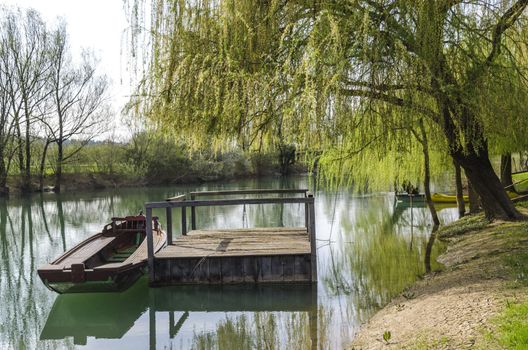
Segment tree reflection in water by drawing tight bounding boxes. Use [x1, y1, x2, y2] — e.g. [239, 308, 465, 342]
[0, 178, 459, 349]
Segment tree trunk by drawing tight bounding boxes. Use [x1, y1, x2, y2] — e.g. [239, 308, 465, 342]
[429, 45, 522, 220]
[467, 178, 480, 214]
[57, 196, 66, 251]
[23, 113, 31, 192]
[454, 160, 465, 218]
[453, 147, 521, 219]
[15, 121, 24, 176]
[55, 140, 63, 193]
[0, 155, 8, 197]
[39, 140, 50, 192]
[424, 226, 438, 274]
[279, 144, 296, 175]
[418, 119, 440, 226]
[500, 153, 514, 192]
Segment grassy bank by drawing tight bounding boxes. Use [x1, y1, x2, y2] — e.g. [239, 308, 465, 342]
[3, 144, 309, 195]
[350, 204, 528, 349]
[5, 167, 309, 195]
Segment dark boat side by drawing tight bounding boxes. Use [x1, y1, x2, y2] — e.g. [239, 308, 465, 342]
[395, 192, 426, 202]
[38, 215, 166, 293]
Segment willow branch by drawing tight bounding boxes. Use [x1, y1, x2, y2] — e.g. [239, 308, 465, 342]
[340, 88, 440, 122]
[343, 79, 433, 95]
[485, 0, 528, 66]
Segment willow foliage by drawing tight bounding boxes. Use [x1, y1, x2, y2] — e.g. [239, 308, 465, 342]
[125, 0, 528, 190]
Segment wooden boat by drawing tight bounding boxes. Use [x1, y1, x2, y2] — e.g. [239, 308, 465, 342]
[431, 191, 518, 203]
[431, 193, 469, 203]
[38, 215, 166, 294]
[395, 193, 426, 202]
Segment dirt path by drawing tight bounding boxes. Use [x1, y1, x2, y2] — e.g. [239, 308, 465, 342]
[349, 212, 528, 349]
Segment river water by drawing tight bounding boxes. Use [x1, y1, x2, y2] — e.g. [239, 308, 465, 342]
[0, 176, 458, 349]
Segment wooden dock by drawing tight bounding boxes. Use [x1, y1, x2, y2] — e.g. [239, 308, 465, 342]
[145, 189, 316, 286]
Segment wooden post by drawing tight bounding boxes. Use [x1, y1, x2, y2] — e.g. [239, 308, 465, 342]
[149, 303, 156, 350]
[166, 207, 173, 245]
[305, 202, 309, 231]
[309, 282, 319, 350]
[169, 311, 175, 338]
[191, 195, 196, 230]
[305, 191, 312, 230]
[146, 207, 155, 283]
[181, 206, 187, 235]
[308, 195, 317, 283]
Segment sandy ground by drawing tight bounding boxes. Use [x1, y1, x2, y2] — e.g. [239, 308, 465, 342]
[349, 214, 528, 349]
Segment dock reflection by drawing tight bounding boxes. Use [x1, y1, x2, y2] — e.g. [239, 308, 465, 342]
[41, 280, 319, 349]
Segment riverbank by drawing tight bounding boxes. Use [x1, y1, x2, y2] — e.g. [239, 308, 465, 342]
[2, 165, 309, 196]
[350, 205, 528, 349]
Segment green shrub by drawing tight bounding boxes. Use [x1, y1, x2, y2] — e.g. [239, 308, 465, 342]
[249, 152, 277, 176]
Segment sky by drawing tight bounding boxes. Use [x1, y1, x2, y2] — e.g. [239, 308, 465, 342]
[0, 0, 134, 138]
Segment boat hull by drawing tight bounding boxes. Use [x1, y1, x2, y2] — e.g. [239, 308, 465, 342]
[431, 193, 469, 203]
[40, 264, 146, 294]
[396, 193, 426, 202]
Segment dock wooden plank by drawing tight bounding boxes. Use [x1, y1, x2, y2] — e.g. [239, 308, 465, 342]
[294, 255, 311, 282]
[259, 256, 272, 282]
[155, 228, 309, 259]
[154, 259, 171, 283]
[221, 257, 236, 283]
[282, 256, 295, 281]
[152, 227, 312, 285]
[207, 258, 222, 283]
[242, 256, 257, 283]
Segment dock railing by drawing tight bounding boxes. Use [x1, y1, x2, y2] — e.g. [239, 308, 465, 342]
[145, 189, 316, 283]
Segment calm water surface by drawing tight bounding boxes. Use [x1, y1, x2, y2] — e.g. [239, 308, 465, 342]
[0, 176, 458, 349]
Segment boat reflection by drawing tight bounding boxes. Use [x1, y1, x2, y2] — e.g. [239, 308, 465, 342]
[41, 280, 319, 349]
[40, 278, 149, 345]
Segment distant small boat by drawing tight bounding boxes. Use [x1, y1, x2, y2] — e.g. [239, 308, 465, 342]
[396, 193, 426, 202]
[38, 215, 166, 294]
[397, 189, 518, 204]
[432, 191, 518, 203]
[431, 193, 469, 203]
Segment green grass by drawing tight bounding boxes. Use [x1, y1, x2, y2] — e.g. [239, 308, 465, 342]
[513, 172, 528, 192]
[437, 214, 490, 239]
[485, 300, 528, 349]
[504, 245, 528, 286]
[517, 201, 528, 209]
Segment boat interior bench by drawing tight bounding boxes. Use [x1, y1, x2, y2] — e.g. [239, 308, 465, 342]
[54, 235, 117, 270]
[93, 237, 149, 270]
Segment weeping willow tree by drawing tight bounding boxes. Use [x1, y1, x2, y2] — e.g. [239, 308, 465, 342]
[125, 0, 528, 220]
[482, 21, 528, 189]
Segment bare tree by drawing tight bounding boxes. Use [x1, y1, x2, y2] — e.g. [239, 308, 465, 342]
[9, 9, 51, 191]
[0, 8, 53, 192]
[0, 8, 109, 194]
[0, 50, 16, 196]
[42, 22, 110, 192]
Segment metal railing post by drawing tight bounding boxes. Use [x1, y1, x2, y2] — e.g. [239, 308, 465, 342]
[305, 194, 309, 230]
[181, 206, 187, 235]
[191, 195, 196, 230]
[305, 191, 313, 232]
[308, 195, 317, 283]
[146, 207, 155, 283]
[166, 207, 173, 245]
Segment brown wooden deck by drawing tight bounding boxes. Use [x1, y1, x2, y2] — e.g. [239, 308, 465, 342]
[157, 227, 310, 258]
[145, 189, 317, 286]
